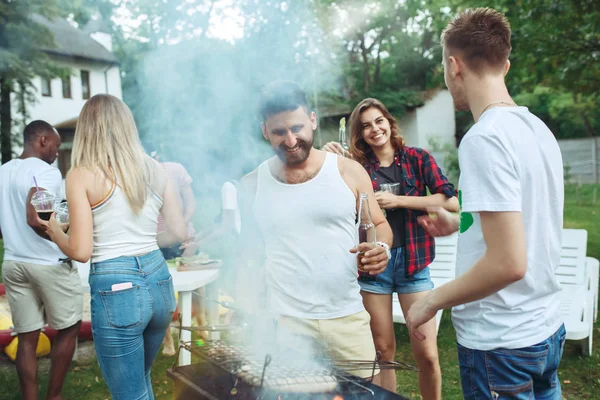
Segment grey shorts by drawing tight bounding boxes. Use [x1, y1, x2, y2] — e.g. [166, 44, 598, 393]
[2, 260, 83, 333]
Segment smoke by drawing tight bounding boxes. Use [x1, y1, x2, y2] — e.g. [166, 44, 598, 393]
[129, 0, 346, 374]
[131, 1, 340, 198]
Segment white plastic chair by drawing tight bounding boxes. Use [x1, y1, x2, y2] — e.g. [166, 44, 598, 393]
[585, 256, 599, 322]
[557, 229, 594, 355]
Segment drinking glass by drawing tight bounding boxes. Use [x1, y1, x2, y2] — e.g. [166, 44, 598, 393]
[30, 190, 55, 221]
[379, 183, 401, 211]
[55, 202, 69, 224]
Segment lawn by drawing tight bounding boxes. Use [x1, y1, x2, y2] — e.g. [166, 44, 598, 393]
[0, 184, 599, 399]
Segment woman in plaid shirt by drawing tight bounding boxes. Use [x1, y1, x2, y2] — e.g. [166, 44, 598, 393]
[324, 98, 458, 398]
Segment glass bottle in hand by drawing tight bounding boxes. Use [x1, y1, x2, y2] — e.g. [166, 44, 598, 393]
[357, 193, 376, 282]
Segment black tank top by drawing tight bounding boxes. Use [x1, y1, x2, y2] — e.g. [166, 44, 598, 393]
[373, 163, 406, 248]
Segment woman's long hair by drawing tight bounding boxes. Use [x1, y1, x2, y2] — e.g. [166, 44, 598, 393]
[349, 98, 406, 166]
[71, 94, 150, 214]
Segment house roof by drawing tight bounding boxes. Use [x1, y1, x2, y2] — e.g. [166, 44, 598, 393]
[82, 17, 112, 35]
[32, 14, 118, 64]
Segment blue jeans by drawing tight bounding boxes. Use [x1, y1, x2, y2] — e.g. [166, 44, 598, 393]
[358, 247, 434, 294]
[89, 250, 176, 400]
[458, 324, 567, 400]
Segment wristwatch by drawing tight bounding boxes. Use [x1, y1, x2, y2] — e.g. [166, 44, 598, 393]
[376, 241, 392, 260]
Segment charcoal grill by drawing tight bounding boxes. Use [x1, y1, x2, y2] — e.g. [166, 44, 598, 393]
[168, 339, 414, 399]
[167, 298, 415, 399]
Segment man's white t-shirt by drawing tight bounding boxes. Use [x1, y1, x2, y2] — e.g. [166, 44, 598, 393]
[452, 106, 564, 351]
[0, 157, 65, 265]
[221, 181, 241, 235]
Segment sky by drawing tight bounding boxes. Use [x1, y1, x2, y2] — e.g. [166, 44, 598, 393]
[111, 0, 245, 44]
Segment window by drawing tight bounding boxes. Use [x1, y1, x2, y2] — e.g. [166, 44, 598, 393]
[81, 70, 90, 99]
[41, 78, 52, 97]
[62, 77, 71, 98]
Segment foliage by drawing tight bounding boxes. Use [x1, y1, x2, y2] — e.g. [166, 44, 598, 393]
[428, 137, 460, 186]
[0, 0, 74, 163]
[1, 0, 598, 165]
[514, 87, 599, 139]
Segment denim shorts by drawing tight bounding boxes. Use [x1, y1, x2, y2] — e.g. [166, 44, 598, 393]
[358, 247, 434, 295]
[458, 324, 567, 400]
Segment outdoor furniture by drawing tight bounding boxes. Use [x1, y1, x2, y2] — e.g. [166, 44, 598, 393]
[586, 256, 599, 322]
[557, 229, 595, 355]
[76, 261, 220, 366]
[392, 233, 458, 334]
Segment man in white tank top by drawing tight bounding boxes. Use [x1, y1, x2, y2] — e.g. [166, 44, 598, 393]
[237, 81, 393, 384]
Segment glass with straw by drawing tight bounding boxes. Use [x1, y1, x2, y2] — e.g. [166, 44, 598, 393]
[30, 177, 55, 221]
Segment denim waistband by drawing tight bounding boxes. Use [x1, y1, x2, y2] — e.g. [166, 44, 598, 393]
[90, 249, 165, 275]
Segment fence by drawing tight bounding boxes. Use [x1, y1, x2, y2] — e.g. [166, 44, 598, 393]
[559, 137, 600, 184]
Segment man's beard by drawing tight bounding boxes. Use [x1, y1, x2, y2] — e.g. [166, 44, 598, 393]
[275, 138, 313, 166]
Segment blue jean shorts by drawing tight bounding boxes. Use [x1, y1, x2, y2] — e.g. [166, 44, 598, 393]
[458, 324, 567, 400]
[358, 247, 434, 295]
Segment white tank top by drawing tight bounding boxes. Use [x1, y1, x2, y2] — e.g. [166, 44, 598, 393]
[91, 182, 163, 263]
[253, 152, 364, 319]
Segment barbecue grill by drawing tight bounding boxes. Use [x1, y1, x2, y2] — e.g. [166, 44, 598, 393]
[168, 326, 415, 399]
[167, 296, 416, 399]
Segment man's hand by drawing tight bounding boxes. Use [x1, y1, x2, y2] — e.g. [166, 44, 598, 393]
[405, 293, 437, 342]
[180, 239, 200, 257]
[374, 192, 399, 209]
[322, 142, 352, 158]
[350, 242, 388, 275]
[417, 206, 459, 237]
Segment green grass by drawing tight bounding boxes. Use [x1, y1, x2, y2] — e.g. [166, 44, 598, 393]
[0, 185, 599, 399]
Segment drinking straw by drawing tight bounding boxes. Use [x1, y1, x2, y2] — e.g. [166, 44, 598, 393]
[32, 176, 44, 210]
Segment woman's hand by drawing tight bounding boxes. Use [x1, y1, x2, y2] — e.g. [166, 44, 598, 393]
[322, 142, 353, 159]
[374, 192, 399, 209]
[45, 213, 69, 241]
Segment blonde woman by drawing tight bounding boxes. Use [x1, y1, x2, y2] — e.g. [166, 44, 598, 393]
[45, 94, 187, 400]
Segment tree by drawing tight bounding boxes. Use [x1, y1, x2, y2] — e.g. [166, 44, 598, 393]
[0, 0, 71, 163]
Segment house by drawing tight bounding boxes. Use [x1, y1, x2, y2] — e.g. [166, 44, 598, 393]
[317, 89, 456, 151]
[21, 15, 122, 177]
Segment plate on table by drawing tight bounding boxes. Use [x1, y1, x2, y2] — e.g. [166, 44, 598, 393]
[174, 253, 222, 272]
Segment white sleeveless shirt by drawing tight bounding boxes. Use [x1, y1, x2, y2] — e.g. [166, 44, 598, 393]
[91, 181, 163, 263]
[253, 152, 364, 319]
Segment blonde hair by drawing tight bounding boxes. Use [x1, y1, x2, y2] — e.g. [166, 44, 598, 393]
[71, 94, 151, 214]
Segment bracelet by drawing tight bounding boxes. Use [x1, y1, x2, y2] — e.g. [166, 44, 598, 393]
[376, 241, 392, 260]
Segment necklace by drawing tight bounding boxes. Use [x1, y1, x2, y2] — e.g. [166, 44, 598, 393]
[479, 100, 516, 119]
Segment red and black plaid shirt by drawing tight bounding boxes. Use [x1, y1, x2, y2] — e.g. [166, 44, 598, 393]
[364, 146, 457, 276]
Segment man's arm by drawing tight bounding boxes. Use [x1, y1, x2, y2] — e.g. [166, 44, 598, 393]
[406, 211, 526, 339]
[432, 211, 525, 306]
[157, 174, 188, 248]
[234, 170, 265, 311]
[181, 184, 196, 224]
